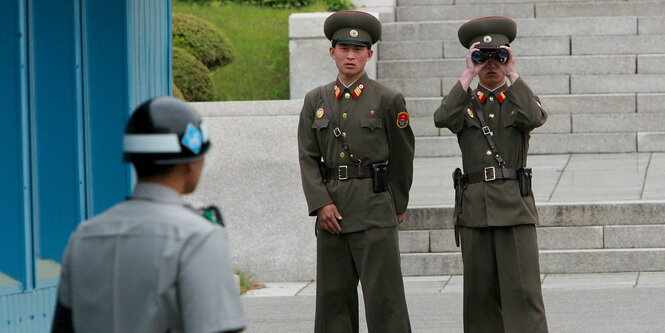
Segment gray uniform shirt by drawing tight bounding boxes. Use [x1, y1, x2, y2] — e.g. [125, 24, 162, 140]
[56, 182, 246, 333]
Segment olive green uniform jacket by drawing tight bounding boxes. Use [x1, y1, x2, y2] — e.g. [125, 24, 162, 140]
[298, 73, 415, 233]
[434, 78, 547, 227]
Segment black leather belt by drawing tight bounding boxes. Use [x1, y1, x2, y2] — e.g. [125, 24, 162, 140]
[324, 165, 373, 181]
[466, 167, 517, 184]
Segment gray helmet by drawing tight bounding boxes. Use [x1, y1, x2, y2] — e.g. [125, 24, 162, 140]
[123, 96, 210, 165]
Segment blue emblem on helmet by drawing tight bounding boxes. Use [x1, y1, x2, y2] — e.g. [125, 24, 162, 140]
[181, 123, 203, 154]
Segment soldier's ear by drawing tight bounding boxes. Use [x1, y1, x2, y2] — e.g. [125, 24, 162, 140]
[367, 49, 374, 60]
[329, 47, 335, 58]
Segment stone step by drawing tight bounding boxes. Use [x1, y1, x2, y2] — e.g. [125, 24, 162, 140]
[379, 74, 665, 97]
[378, 55, 640, 79]
[536, 1, 665, 18]
[410, 113, 572, 137]
[399, 0, 651, 5]
[396, 3, 535, 22]
[572, 74, 665, 94]
[379, 75, 571, 96]
[414, 132, 659, 157]
[395, 2, 665, 21]
[399, 224, 665, 253]
[382, 17, 638, 42]
[401, 202, 665, 230]
[379, 35, 665, 61]
[379, 36, 571, 61]
[405, 94, 660, 117]
[400, 248, 665, 275]
[572, 35, 665, 55]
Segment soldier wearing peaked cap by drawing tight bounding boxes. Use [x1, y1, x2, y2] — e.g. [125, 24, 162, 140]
[434, 16, 549, 333]
[298, 10, 415, 333]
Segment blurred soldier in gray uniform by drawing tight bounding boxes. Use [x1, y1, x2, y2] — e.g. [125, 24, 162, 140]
[434, 17, 549, 333]
[51, 97, 246, 333]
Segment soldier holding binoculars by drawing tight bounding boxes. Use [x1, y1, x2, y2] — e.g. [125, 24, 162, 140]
[434, 16, 549, 333]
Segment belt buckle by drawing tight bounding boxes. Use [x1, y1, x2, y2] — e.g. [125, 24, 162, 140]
[484, 166, 496, 182]
[333, 127, 342, 137]
[482, 126, 493, 136]
[338, 165, 349, 180]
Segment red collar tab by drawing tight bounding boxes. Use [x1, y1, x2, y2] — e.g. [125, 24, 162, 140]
[333, 83, 342, 99]
[497, 88, 507, 103]
[475, 89, 487, 103]
[352, 82, 365, 99]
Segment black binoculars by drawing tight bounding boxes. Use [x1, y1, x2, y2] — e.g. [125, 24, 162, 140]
[471, 45, 509, 64]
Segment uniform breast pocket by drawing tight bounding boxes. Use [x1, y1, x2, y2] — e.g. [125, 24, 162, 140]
[502, 109, 517, 128]
[312, 118, 330, 131]
[463, 112, 481, 129]
[360, 117, 383, 131]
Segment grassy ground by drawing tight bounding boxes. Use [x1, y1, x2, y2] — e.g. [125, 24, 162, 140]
[173, 1, 328, 101]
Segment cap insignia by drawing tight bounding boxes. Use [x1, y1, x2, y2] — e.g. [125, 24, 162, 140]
[182, 123, 203, 154]
[483, 35, 492, 43]
[350, 29, 358, 37]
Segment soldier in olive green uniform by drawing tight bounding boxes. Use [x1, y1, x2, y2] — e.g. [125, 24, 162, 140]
[433, 17, 549, 333]
[297, 10, 415, 333]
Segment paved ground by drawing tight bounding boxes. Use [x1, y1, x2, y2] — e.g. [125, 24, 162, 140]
[409, 152, 665, 207]
[241, 271, 665, 332]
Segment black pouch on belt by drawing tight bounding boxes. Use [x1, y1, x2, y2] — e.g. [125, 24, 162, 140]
[517, 167, 533, 197]
[371, 162, 389, 193]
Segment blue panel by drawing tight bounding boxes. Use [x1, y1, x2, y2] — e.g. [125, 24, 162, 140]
[0, 287, 57, 332]
[0, 0, 31, 289]
[127, 0, 172, 107]
[82, 0, 131, 214]
[29, 0, 86, 264]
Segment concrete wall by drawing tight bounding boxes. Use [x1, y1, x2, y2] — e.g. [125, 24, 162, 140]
[289, 12, 380, 100]
[187, 100, 315, 282]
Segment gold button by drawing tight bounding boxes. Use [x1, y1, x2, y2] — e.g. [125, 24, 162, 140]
[489, 96, 495, 102]
[489, 113, 495, 119]
[486, 150, 492, 156]
[344, 92, 351, 99]
[342, 132, 347, 138]
[340, 152, 345, 158]
[342, 113, 348, 118]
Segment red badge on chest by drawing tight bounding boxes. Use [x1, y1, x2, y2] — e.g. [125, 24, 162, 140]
[397, 112, 409, 128]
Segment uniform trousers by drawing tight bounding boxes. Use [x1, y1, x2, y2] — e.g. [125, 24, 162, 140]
[460, 224, 548, 333]
[315, 226, 411, 333]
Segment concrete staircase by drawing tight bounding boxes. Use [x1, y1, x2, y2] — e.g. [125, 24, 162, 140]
[398, 202, 665, 275]
[377, 0, 665, 157]
[375, 0, 665, 274]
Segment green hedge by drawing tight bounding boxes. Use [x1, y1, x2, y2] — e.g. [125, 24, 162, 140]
[224, 0, 314, 8]
[172, 13, 234, 69]
[326, 0, 353, 11]
[173, 47, 214, 101]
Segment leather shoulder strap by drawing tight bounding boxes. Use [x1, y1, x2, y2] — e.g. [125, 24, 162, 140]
[319, 85, 361, 165]
[470, 95, 506, 167]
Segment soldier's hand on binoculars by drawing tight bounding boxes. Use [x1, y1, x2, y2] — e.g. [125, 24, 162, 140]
[497, 46, 519, 83]
[465, 42, 487, 75]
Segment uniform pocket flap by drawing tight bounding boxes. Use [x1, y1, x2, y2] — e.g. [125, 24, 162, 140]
[312, 118, 330, 130]
[361, 117, 383, 131]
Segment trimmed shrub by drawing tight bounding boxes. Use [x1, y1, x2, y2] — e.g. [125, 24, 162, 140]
[326, 0, 354, 11]
[222, 0, 314, 9]
[172, 47, 214, 101]
[173, 84, 185, 100]
[172, 13, 234, 69]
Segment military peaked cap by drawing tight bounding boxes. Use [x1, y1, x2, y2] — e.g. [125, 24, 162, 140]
[324, 10, 381, 48]
[458, 16, 517, 48]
